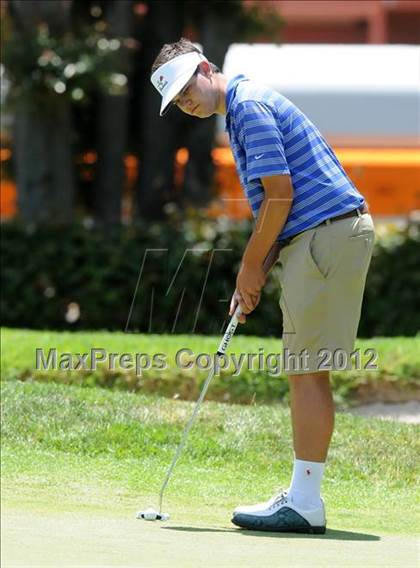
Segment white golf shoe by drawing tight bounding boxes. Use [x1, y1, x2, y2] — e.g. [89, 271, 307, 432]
[232, 490, 326, 534]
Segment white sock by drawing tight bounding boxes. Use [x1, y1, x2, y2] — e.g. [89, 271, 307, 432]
[287, 458, 325, 510]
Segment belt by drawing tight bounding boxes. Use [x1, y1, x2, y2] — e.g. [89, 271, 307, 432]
[278, 204, 369, 248]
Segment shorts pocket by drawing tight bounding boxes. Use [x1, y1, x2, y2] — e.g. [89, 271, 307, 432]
[347, 230, 375, 255]
[308, 229, 329, 279]
[345, 231, 375, 278]
[348, 230, 375, 240]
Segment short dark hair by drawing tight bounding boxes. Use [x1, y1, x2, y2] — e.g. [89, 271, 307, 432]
[151, 37, 220, 76]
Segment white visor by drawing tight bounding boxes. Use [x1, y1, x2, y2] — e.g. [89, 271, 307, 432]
[151, 51, 206, 116]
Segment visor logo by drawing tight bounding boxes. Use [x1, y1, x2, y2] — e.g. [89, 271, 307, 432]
[157, 75, 168, 92]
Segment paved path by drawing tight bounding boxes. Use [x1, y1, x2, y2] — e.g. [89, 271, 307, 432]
[346, 401, 420, 424]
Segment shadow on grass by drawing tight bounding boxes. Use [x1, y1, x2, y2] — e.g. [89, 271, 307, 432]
[163, 527, 380, 541]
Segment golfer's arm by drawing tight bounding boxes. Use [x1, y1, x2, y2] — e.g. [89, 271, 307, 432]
[242, 175, 293, 267]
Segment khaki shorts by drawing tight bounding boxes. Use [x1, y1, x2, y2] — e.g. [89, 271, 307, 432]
[276, 212, 375, 375]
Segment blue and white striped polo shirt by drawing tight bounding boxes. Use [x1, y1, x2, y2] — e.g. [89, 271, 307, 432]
[225, 75, 365, 240]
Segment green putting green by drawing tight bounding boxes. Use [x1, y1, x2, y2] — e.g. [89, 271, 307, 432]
[2, 505, 419, 568]
[2, 376, 419, 566]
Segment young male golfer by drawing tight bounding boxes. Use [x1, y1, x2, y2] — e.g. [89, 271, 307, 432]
[151, 38, 375, 534]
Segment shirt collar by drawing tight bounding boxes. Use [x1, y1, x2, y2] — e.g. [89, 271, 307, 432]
[224, 74, 248, 131]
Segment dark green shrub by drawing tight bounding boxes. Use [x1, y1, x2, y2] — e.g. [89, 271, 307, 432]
[358, 224, 420, 337]
[1, 217, 419, 337]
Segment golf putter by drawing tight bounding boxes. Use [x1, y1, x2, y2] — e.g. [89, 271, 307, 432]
[137, 242, 281, 522]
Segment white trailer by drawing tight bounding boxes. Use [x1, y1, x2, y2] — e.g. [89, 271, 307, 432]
[218, 44, 420, 148]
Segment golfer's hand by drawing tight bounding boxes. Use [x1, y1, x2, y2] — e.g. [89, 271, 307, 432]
[229, 289, 260, 324]
[236, 263, 265, 314]
[229, 289, 247, 324]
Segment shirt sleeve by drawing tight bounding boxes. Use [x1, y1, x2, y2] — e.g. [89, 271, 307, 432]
[235, 100, 290, 182]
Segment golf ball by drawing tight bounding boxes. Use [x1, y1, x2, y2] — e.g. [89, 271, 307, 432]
[142, 507, 158, 520]
[136, 508, 170, 521]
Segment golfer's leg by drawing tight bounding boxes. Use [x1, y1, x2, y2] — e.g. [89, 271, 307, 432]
[288, 371, 334, 462]
[285, 371, 334, 510]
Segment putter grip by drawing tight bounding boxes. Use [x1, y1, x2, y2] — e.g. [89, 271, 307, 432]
[216, 305, 240, 356]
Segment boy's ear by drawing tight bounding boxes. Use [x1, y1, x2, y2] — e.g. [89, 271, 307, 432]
[199, 60, 212, 76]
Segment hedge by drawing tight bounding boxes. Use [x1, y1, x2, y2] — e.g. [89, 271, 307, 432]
[1, 215, 419, 336]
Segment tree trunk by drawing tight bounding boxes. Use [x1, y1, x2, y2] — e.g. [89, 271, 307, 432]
[14, 102, 75, 224]
[134, 1, 185, 221]
[93, 0, 134, 226]
[182, 7, 240, 208]
[181, 114, 216, 208]
[10, 0, 73, 33]
[9, 0, 75, 224]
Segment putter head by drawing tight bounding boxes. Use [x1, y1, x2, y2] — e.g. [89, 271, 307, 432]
[136, 507, 170, 521]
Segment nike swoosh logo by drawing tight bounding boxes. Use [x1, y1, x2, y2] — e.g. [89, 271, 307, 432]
[254, 154, 264, 160]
